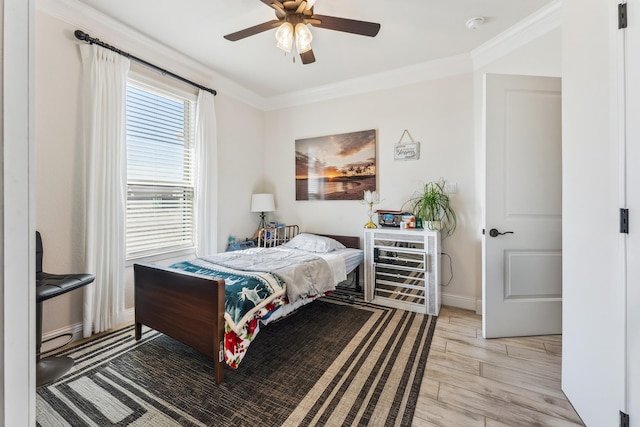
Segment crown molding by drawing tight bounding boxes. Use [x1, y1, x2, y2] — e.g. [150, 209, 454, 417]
[35, 0, 268, 110]
[36, 0, 561, 111]
[264, 53, 473, 111]
[471, 0, 562, 71]
[35, 0, 472, 111]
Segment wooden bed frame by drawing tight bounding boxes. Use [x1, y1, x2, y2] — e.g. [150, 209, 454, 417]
[133, 233, 360, 384]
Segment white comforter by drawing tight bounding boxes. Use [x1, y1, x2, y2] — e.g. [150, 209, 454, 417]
[201, 247, 343, 303]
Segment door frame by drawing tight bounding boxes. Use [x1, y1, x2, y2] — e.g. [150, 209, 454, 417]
[560, 1, 627, 425]
[2, 0, 36, 425]
[623, 0, 638, 419]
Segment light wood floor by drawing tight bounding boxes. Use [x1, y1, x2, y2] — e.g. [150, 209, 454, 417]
[413, 306, 585, 427]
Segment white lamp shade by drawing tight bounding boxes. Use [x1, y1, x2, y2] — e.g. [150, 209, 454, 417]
[251, 193, 275, 213]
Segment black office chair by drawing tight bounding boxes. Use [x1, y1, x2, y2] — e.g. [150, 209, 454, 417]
[36, 231, 95, 387]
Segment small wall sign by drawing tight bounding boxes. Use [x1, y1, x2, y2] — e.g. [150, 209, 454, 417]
[394, 129, 420, 161]
[394, 142, 420, 160]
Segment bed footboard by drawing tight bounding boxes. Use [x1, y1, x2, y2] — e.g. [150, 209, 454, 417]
[134, 263, 226, 384]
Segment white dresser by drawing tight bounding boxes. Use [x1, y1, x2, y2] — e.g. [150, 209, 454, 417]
[363, 228, 441, 315]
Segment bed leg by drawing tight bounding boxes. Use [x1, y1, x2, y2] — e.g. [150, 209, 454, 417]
[214, 278, 225, 384]
[355, 267, 362, 292]
[215, 340, 224, 384]
[135, 322, 142, 340]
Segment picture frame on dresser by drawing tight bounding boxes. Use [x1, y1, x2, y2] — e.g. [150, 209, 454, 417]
[363, 228, 441, 316]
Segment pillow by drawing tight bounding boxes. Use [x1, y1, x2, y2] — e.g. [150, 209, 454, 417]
[282, 233, 346, 253]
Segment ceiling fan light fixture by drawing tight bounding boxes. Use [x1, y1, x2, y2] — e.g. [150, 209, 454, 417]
[294, 23, 313, 53]
[275, 22, 294, 52]
[224, 0, 379, 65]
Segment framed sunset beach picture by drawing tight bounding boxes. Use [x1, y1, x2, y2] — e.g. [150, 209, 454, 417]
[295, 129, 377, 201]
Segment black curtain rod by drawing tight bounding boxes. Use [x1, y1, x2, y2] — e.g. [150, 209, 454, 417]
[74, 30, 217, 96]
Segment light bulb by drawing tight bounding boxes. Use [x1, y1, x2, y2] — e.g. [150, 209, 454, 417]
[275, 22, 294, 53]
[295, 23, 313, 54]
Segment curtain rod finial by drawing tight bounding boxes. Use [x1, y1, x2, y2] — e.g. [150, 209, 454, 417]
[74, 30, 88, 41]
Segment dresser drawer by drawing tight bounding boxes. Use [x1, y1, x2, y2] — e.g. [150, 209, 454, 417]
[374, 266, 426, 306]
[374, 246, 427, 271]
[375, 265, 425, 286]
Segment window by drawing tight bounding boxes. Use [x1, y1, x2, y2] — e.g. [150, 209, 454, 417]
[126, 80, 197, 259]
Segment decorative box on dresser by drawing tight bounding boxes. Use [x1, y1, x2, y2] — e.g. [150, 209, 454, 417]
[363, 228, 441, 316]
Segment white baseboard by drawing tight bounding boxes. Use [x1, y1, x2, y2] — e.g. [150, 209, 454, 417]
[40, 322, 84, 353]
[441, 292, 477, 311]
[41, 308, 136, 353]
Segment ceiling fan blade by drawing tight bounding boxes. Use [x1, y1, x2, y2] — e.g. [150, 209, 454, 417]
[309, 14, 380, 37]
[300, 49, 316, 64]
[224, 20, 281, 41]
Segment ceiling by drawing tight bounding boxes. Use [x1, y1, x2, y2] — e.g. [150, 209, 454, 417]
[77, 0, 555, 99]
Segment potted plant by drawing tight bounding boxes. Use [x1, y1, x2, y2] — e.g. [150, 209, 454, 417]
[403, 179, 457, 238]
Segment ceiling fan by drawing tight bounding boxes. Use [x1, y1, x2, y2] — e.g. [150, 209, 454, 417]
[223, 0, 381, 64]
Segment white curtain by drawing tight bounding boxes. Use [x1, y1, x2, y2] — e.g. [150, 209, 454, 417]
[195, 90, 218, 256]
[79, 44, 130, 338]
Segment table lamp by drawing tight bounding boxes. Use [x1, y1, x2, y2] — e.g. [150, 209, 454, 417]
[251, 193, 275, 229]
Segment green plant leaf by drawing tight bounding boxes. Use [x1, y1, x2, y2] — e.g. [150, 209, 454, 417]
[402, 178, 457, 238]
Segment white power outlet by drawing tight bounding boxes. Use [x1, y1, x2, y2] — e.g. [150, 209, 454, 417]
[444, 182, 458, 194]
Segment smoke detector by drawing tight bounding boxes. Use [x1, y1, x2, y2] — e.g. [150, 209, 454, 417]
[466, 17, 485, 30]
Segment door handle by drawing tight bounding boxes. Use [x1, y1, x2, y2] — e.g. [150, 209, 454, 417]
[489, 228, 514, 238]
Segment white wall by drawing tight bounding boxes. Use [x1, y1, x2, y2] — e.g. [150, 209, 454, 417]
[561, 1, 626, 425]
[215, 92, 266, 247]
[263, 75, 478, 309]
[34, 11, 265, 336]
[35, 10, 87, 337]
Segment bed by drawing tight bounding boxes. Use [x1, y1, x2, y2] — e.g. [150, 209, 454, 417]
[133, 228, 362, 384]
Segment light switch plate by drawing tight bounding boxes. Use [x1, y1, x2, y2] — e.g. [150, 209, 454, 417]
[444, 182, 458, 194]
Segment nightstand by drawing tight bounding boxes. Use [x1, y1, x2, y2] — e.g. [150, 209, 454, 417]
[363, 228, 441, 315]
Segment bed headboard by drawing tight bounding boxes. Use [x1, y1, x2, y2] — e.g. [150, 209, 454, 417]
[257, 225, 300, 247]
[256, 226, 359, 249]
[314, 233, 360, 249]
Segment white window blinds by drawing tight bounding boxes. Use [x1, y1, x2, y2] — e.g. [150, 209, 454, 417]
[126, 81, 196, 259]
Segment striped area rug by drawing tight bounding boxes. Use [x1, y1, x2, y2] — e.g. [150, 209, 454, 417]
[37, 289, 436, 427]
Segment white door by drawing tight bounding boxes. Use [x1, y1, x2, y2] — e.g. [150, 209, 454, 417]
[625, 0, 639, 419]
[483, 73, 562, 338]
